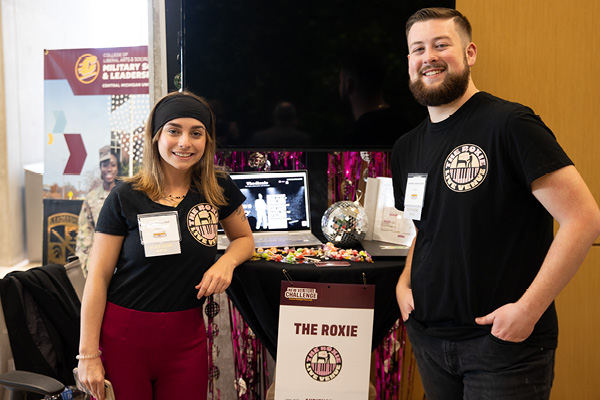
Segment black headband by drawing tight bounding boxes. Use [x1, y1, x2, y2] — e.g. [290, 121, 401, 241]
[152, 95, 213, 137]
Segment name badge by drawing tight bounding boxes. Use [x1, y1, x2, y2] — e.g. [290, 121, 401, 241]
[138, 211, 182, 257]
[404, 173, 427, 221]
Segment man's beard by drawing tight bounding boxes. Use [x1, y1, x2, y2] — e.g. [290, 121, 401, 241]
[408, 59, 471, 107]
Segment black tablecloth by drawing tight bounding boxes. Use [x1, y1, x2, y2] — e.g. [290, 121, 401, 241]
[226, 258, 404, 360]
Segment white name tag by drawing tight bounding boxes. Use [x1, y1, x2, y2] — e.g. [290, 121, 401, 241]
[138, 211, 182, 257]
[404, 173, 427, 221]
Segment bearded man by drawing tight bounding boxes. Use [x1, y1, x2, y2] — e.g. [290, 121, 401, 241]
[391, 7, 600, 400]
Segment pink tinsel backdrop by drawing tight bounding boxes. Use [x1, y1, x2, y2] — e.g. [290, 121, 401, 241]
[204, 150, 415, 400]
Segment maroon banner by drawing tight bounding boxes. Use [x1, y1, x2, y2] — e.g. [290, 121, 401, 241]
[280, 281, 375, 309]
[44, 46, 149, 95]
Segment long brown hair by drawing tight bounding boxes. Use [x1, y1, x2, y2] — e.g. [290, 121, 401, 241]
[124, 91, 228, 207]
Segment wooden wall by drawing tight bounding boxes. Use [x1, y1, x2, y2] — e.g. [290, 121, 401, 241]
[456, 0, 600, 222]
[454, 1, 600, 397]
[552, 247, 600, 398]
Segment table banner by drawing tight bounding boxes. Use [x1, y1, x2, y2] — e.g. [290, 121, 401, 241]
[275, 281, 375, 400]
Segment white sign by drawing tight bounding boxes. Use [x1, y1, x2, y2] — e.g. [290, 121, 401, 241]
[364, 177, 416, 246]
[275, 281, 374, 400]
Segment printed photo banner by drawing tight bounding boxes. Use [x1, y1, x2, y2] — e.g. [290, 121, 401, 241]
[43, 46, 150, 264]
[275, 281, 375, 400]
[43, 46, 150, 198]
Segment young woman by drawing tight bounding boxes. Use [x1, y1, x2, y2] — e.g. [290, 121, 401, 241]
[76, 91, 254, 400]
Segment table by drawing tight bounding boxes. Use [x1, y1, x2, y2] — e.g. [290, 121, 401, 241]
[226, 258, 404, 360]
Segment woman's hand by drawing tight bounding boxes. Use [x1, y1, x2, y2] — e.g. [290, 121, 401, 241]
[195, 262, 235, 298]
[196, 204, 254, 298]
[77, 358, 106, 400]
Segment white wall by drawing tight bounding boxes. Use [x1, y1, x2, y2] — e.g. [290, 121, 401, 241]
[0, 0, 148, 265]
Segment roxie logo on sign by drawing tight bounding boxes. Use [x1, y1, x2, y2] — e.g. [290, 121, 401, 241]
[305, 346, 342, 382]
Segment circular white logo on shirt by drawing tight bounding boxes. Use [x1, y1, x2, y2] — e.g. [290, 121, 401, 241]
[443, 144, 488, 192]
[188, 204, 218, 246]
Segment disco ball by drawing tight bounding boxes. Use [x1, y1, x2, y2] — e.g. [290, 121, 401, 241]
[321, 200, 369, 248]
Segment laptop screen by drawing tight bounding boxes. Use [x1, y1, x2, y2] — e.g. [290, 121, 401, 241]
[228, 170, 312, 232]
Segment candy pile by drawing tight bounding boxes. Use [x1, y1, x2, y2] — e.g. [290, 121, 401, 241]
[252, 242, 373, 264]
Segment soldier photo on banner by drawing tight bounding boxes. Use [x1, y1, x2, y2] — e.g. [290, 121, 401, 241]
[43, 46, 149, 265]
[75, 145, 121, 275]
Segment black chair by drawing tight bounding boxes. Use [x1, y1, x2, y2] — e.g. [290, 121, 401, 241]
[0, 258, 85, 400]
[0, 371, 64, 400]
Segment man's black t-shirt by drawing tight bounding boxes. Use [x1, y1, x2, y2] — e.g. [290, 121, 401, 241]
[391, 92, 573, 348]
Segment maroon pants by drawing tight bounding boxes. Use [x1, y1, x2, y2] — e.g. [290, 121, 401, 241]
[99, 302, 208, 400]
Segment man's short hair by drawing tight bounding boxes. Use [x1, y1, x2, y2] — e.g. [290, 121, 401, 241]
[405, 7, 472, 44]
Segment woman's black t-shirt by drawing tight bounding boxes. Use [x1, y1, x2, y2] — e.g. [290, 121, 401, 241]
[96, 176, 245, 312]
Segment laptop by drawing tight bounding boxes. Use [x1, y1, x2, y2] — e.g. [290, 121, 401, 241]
[218, 170, 323, 249]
